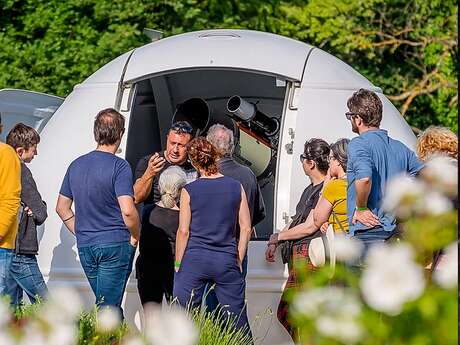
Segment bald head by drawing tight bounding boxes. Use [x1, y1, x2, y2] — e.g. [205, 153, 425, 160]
[206, 124, 234, 157]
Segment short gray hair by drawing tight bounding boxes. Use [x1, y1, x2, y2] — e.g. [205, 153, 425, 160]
[206, 123, 234, 156]
[158, 166, 187, 208]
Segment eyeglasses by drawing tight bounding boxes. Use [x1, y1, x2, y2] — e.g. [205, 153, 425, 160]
[170, 121, 193, 135]
[300, 153, 308, 162]
[345, 112, 360, 121]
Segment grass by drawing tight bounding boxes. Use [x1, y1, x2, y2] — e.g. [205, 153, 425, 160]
[10, 301, 257, 345]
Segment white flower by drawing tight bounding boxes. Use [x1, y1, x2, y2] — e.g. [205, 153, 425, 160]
[433, 242, 458, 289]
[0, 298, 11, 328]
[316, 316, 364, 344]
[382, 174, 426, 218]
[361, 243, 425, 315]
[17, 323, 48, 345]
[421, 156, 458, 196]
[47, 324, 78, 345]
[422, 191, 453, 215]
[144, 304, 198, 345]
[42, 287, 83, 324]
[123, 336, 146, 345]
[0, 332, 15, 345]
[97, 307, 121, 332]
[333, 233, 363, 264]
[293, 287, 363, 344]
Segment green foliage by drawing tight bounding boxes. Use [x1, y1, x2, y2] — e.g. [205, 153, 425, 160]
[190, 307, 254, 345]
[0, 0, 457, 131]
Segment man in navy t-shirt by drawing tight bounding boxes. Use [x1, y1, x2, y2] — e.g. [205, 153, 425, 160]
[56, 108, 140, 316]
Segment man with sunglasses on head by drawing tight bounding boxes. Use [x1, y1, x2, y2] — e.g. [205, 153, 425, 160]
[134, 121, 196, 206]
[345, 89, 422, 262]
[133, 121, 196, 306]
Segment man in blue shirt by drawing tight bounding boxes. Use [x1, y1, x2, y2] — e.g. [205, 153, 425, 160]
[56, 108, 140, 317]
[345, 89, 423, 256]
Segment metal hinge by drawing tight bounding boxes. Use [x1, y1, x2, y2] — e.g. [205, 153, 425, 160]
[282, 212, 290, 224]
[284, 128, 295, 154]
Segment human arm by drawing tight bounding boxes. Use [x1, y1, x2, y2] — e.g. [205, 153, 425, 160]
[0, 147, 21, 241]
[353, 177, 380, 227]
[118, 195, 141, 244]
[277, 210, 318, 241]
[20, 166, 47, 225]
[349, 139, 380, 227]
[56, 194, 75, 235]
[175, 189, 191, 271]
[237, 187, 252, 270]
[407, 149, 424, 177]
[133, 153, 165, 204]
[312, 196, 333, 229]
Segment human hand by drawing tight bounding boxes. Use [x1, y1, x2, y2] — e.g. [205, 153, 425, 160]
[146, 153, 165, 178]
[237, 258, 243, 273]
[24, 206, 34, 217]
[268, 233, 279, 246]
[265, 244, 276, 262]
[352, 208, 381, 228]
[130, 236, 138, 248]
[320, 222, 329, 234]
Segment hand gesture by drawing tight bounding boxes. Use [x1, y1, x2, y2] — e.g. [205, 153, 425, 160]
[265, 244, 276, 262]
[145, 153, 165, 179]
[352, 208, 381, 228]
[320, 222, 329, 234]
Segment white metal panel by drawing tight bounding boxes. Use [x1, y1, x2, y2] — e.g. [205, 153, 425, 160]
[83, 50, 134, 84]
[123, 30, 312, 82]
[302, 48, 381, 92]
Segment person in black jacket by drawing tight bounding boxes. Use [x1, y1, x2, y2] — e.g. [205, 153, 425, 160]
[6, 123, 48, 305]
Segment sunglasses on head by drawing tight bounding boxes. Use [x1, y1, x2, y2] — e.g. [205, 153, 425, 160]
[170, 121, 193, 134]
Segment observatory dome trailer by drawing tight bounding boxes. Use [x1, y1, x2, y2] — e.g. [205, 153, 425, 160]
[0, 29, 416, 345]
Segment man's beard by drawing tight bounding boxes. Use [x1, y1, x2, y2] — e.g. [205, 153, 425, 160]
[351, 119, 359, 134]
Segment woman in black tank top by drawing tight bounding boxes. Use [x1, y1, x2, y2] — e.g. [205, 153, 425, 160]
[136, 166, 187, 306]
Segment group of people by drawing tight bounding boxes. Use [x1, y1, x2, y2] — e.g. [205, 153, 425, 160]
[0, 88, 457, 341]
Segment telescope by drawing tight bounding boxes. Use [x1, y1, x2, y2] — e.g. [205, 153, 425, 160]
[227, 95, 279, 138]
[172, 97, 210, 137]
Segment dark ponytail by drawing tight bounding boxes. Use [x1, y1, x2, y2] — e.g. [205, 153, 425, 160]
[303, 138, 330, 174]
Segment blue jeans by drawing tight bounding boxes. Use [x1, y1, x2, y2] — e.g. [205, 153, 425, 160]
[204, 254, 248, 313]
[9, 254, 48, 305]
[351, 226, 393, 267]
[78, 242, 135, 317]
[0, 248, 15, 298]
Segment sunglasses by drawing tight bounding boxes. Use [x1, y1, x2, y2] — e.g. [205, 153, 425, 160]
[170, 122, 193, 134]
[345, 112, 361, 121]
[300, 153, 309, 163]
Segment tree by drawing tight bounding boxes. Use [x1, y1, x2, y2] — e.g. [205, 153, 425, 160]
[0, 0, 457, 131]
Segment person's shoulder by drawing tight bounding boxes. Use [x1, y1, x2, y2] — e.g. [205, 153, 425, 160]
[222, 158, 256, 178]
[20, 162, 32, 177]
[348, 135, 366, 149]
[0, 142, 19, 160]
[223, 175, 242, 186]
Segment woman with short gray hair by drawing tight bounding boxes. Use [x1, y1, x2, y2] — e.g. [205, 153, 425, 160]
[136, 166, 187, 306]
